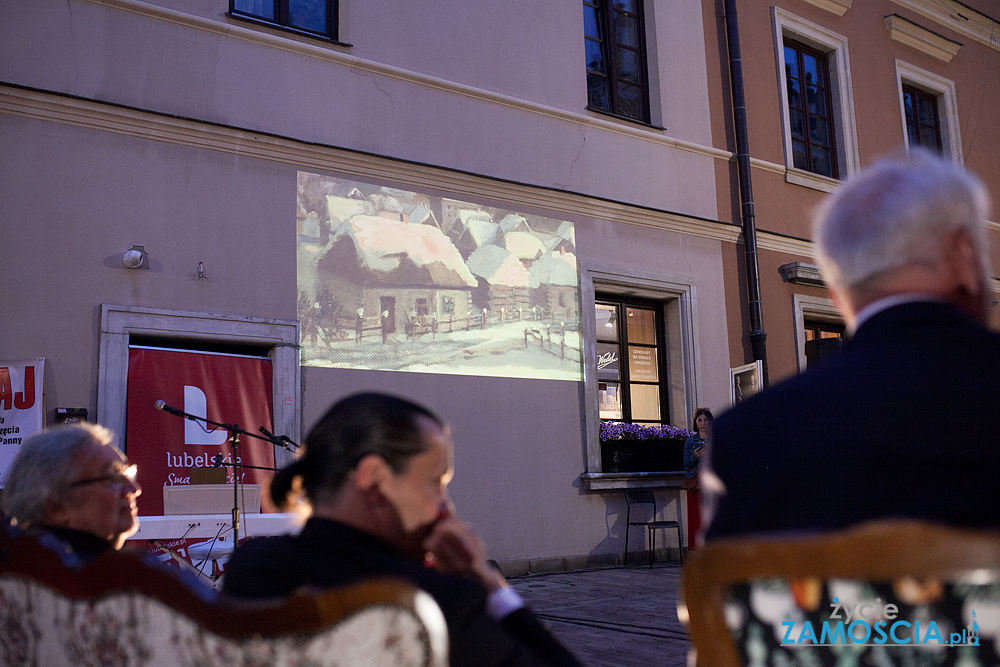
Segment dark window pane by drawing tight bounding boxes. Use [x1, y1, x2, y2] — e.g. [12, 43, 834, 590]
[810, 116, 829, 146]
[784, 47, 799, 80]
[586, 39, 605, 74]
[616, 81, 641, 118]
[615, 14, 637, 48]
[803, 52, 821, 85]
[790, 109, 804, 139]
[792, 140, 808, 170]
[907, 120, 920, 145]
[920, 124, 940, 150]
[618, 48, 639, 82]
[807, 85, 826, 116]
[790, 112, 804, 139]
[289, 0, 326, 33]
[903, 92, 915, 121]
[588, 72, 610, 110]
[234, 0, 274, 19]
[597, 342, 621, 381]
[787, 79, 801, 107]
[583, 4, 600, 39]
[812, 146, 832, 177]
[917, 96, 936, 125]
[584, 0, 647, 123]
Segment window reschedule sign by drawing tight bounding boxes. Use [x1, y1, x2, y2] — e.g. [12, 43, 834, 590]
[628, 346, 658, 383]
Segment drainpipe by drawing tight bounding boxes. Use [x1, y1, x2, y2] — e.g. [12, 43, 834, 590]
[723, 0, 768, 387]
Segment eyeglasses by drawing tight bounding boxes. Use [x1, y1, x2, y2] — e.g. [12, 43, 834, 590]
[68, 464, 138, 489]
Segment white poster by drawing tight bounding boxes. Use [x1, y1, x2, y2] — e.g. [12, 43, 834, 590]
[0, 358, 45, 487]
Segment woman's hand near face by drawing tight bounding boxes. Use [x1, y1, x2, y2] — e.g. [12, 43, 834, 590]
[423, 511, 506, 592]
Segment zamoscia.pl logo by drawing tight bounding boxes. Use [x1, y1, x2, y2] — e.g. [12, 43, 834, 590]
[780, 597, 980, 647]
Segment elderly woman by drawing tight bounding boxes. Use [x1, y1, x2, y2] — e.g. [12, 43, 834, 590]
[223, 392, 580, 667]
[1, 423, 141, 561]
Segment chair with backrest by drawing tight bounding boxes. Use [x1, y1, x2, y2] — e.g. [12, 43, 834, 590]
[624, 488, 683, 568]
[0, 520, 448, 666]
[680, 520, 1000, 667]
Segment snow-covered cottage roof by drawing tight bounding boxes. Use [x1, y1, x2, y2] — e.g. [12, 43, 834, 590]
[498, 214, 531, 234]
[407, 205, 440, 228]
[529, 249, 578, 287]
[369, 194, 406, 216]
[458, 209, 492, 226]
[466, 245, 532, 287]
[326, 194, 373, 223]
[501, 231, 547, 261]
[320, 215, 477, 288]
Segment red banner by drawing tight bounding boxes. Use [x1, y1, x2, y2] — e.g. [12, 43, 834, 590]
[125, 347, 274, 516]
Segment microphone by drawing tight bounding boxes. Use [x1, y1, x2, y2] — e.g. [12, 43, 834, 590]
[260, 426, 297, 452]
[213, 453, 223, 467]
[154, 400, 185, 417]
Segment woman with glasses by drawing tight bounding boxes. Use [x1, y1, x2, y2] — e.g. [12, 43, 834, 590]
[1, 423, 141, 561]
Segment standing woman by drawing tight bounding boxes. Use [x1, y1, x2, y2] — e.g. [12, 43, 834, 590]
[683, 408, 713, 550]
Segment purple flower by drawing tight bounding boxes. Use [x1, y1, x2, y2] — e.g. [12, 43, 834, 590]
[599, 420, 693, 441]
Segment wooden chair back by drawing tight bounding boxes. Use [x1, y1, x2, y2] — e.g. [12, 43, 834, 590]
[681, 520, 1000, 666]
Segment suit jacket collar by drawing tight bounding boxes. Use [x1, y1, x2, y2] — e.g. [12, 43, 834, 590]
[850, 300, 977, 345]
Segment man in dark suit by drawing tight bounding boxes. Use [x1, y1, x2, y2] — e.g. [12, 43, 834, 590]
[223, 393, 580, 667]
[706, 151, 998, 540]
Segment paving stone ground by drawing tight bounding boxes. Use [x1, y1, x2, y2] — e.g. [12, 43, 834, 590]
[509, 563, 691, 667]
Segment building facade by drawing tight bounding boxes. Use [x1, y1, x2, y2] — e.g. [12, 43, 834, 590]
[708, 0, 1000, 384]
[2, 0, 998, 570]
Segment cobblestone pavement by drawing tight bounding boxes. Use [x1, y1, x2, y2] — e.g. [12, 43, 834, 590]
[509, 563, 691, 667]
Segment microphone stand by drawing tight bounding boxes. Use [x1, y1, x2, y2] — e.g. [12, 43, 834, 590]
[155, 403, 300, 548]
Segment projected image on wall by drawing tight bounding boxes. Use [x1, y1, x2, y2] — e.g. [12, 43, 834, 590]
[297, 171, 582, 380]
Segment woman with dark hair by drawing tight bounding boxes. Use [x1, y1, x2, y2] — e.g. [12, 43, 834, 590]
[223, 392, 579, 667]
[684, 408, 713, 479]
[682, 408, 713, 550]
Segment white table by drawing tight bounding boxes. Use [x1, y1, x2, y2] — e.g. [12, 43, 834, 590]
[128, 513, 302, 541]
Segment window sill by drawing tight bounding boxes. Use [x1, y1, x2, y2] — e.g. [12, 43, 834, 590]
[580, 471, 688, 491]
[585, 107, 664, 132]
[227, 12, 352, 48]
[785, 167, 841, 193]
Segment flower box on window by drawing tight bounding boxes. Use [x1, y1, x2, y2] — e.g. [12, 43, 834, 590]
[599, 420, 692, 473]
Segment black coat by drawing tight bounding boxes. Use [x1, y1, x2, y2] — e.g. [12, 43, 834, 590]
[706, 301, 1000, 539]
[223, 517, 580, 667]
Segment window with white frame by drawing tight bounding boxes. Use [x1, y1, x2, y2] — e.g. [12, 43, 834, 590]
[772, 8, 859, 192]
[894, 60, 963, 164]
[583, 0, 651, 123]
[792, 294, 843, 372]
[580, 266, 698, 481]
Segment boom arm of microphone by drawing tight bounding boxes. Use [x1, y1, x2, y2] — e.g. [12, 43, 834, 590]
[259, 426, 300, 452]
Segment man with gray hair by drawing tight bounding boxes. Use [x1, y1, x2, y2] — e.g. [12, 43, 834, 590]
[1, 423, 142, 560]
[706, 150, 1000, 539]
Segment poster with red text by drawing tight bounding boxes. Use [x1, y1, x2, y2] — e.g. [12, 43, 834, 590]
[125, 347, 274, 516]
[0, 358, 45, 488]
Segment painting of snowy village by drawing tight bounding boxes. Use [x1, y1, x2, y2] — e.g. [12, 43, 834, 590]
[296, 171, 583, 381]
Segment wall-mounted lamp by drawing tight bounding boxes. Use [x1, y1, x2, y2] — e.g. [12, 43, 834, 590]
[122, 244, 149, 269]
